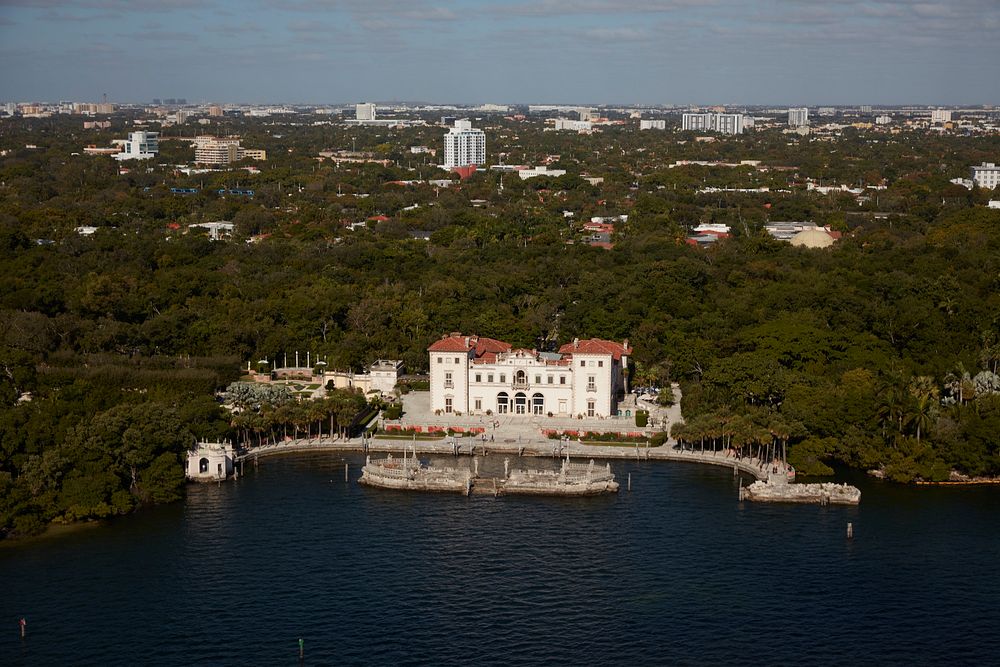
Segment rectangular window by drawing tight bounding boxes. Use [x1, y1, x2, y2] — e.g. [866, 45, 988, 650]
[500, 374, 506, 383]
[475, 374, 482, 383]
[455, 357, 461, 364]
[445, 397, 453, 414]
[445, 371, 453, 388]
[587, 400, 595, 417]
[547, 375, 553, 384]
[534, 375, 541, 384]
[474, 398, 482, 411]
[598, 360, 604, 368]
[560, 376, 566, 385]
[437, 357, 442, 364]
[488, 374, 494, 383]
[587, 375, 596, 391]
[580, 360, 585, 367]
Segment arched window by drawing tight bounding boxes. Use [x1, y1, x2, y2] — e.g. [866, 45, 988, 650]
[514, 370, 527, 388]
[496, 392, 509, 414]
[199, 458, 209, 474]
[514, 392, 527, 415]
[532, 393, 544, 415]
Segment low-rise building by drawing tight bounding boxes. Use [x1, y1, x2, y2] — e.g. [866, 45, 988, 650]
[639, 119, 666, 130]
[186, 441, 235, 481]
[517, 166, 567, 180]
[971, 162, 1000, 190]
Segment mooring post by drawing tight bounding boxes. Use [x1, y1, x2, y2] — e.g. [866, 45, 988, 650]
[344, 463, 348, 482]
[19, 617, 26, 639]
[738, 479, 744, 501]
[299, 637, 304, 660]
[847, 522, 854, 539]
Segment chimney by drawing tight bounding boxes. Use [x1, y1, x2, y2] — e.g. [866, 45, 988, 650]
[464, 336, 470, 348]
[573, 337, 579, 349]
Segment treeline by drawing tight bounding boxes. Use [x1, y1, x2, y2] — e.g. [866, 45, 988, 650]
[2, 117, 1000, 537]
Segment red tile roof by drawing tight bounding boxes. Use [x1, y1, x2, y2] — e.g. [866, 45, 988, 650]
[558, 338, 632, 360]
[428, 334, 512, 358]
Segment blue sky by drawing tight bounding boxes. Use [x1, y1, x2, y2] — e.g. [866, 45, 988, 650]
[1, 0, 998, 105]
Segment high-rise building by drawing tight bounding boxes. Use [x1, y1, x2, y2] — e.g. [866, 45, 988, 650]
[114, 131, 159, 160]
[208, 105, 224, 117]
[682, 113, 746, 135]
[859, 105, 873, 113]
[971, 163, 1000, 190]
[356, 103, 376, 121]
[788, 107, 809, 127]
[931, 109, 952, 123]
[443, 119, 486, 168]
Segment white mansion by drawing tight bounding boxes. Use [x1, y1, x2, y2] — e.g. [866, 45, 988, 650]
[428, 334, 632, 418]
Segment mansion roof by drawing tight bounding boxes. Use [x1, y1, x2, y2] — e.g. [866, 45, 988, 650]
[428, 334, 631, 362]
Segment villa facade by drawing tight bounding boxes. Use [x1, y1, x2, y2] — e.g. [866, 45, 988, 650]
[428, 334, 631, 418]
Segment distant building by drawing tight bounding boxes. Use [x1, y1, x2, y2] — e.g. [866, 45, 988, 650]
[208, 105, 224, 117]
[188, 221, 235, 240]
[517, 166, 566, 180]
[114, 130, 158, 160]
[639, 119, 666, 130]
[931, 109, 952, 124]
[682, 113, 746, 135]
[788, 107, 809, 127]
[986, 200, 1000, 209]
[971, 163, 1000, 190]
[356, 103, 376, 121]
[859, 105, 873, 113]
[443, 119, 486, 169]
[875, 115, 892, 125]
[193, 136, 266, 164]
[553, 118, 593, 131]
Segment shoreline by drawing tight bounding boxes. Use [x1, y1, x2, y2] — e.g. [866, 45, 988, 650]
[0, 520, 105, 548]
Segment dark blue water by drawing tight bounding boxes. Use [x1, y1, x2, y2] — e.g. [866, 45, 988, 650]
[3, 454, 1000, 666]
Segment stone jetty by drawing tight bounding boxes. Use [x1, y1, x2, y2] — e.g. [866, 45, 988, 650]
[742, 480, 861, 505]
[359, 452, 619, 497]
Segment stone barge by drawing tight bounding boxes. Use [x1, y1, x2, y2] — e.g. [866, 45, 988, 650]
[359, 453, 619, 497]
[742, 481, 861, 505]
[359, 453, 473, 494]
[500, 458, 619, 496]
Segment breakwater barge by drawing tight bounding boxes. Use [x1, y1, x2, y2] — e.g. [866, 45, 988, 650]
[742, 480, 861, 505]
[359, 452, 619, 496]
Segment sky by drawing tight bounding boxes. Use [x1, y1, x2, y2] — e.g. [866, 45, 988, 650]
[1, 0, 998, 106]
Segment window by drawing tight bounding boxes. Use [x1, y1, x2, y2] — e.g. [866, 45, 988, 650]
[445, 371, 453, 388]
[532, 393, 544, 415]
[454, 357, 461, 364]
[598, 360, 604, 368]
[437, 357, 442, 364]
[587, 375, 596, 391]
[514, 392, 527, 414]
[500, 374, 506, 383]
[547, 375, 553, 384]
[534, 375, 541, 384]
[488, 374, 494, 383]
[587, 400, 595, 417]
[475, 374, 482, 383]
[580, 360, 586, 367]
[445, 397, 453, 413]
[474, 398, 482, 411]
[560, 376, 566, 385]
[497, 392, 509, 414]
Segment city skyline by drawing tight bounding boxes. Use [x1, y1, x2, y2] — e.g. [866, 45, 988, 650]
[0, 0, 999, 105]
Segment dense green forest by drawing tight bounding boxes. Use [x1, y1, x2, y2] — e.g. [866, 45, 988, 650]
[1, 112, 999, 538]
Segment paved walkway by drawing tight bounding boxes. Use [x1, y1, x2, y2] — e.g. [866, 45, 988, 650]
[236, 434, 772, 481]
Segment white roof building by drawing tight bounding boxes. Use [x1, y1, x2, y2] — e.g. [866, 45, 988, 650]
[443, 119, 486, 168]
[114, 130, 158, 160]
[971, 163, 1000, 190]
